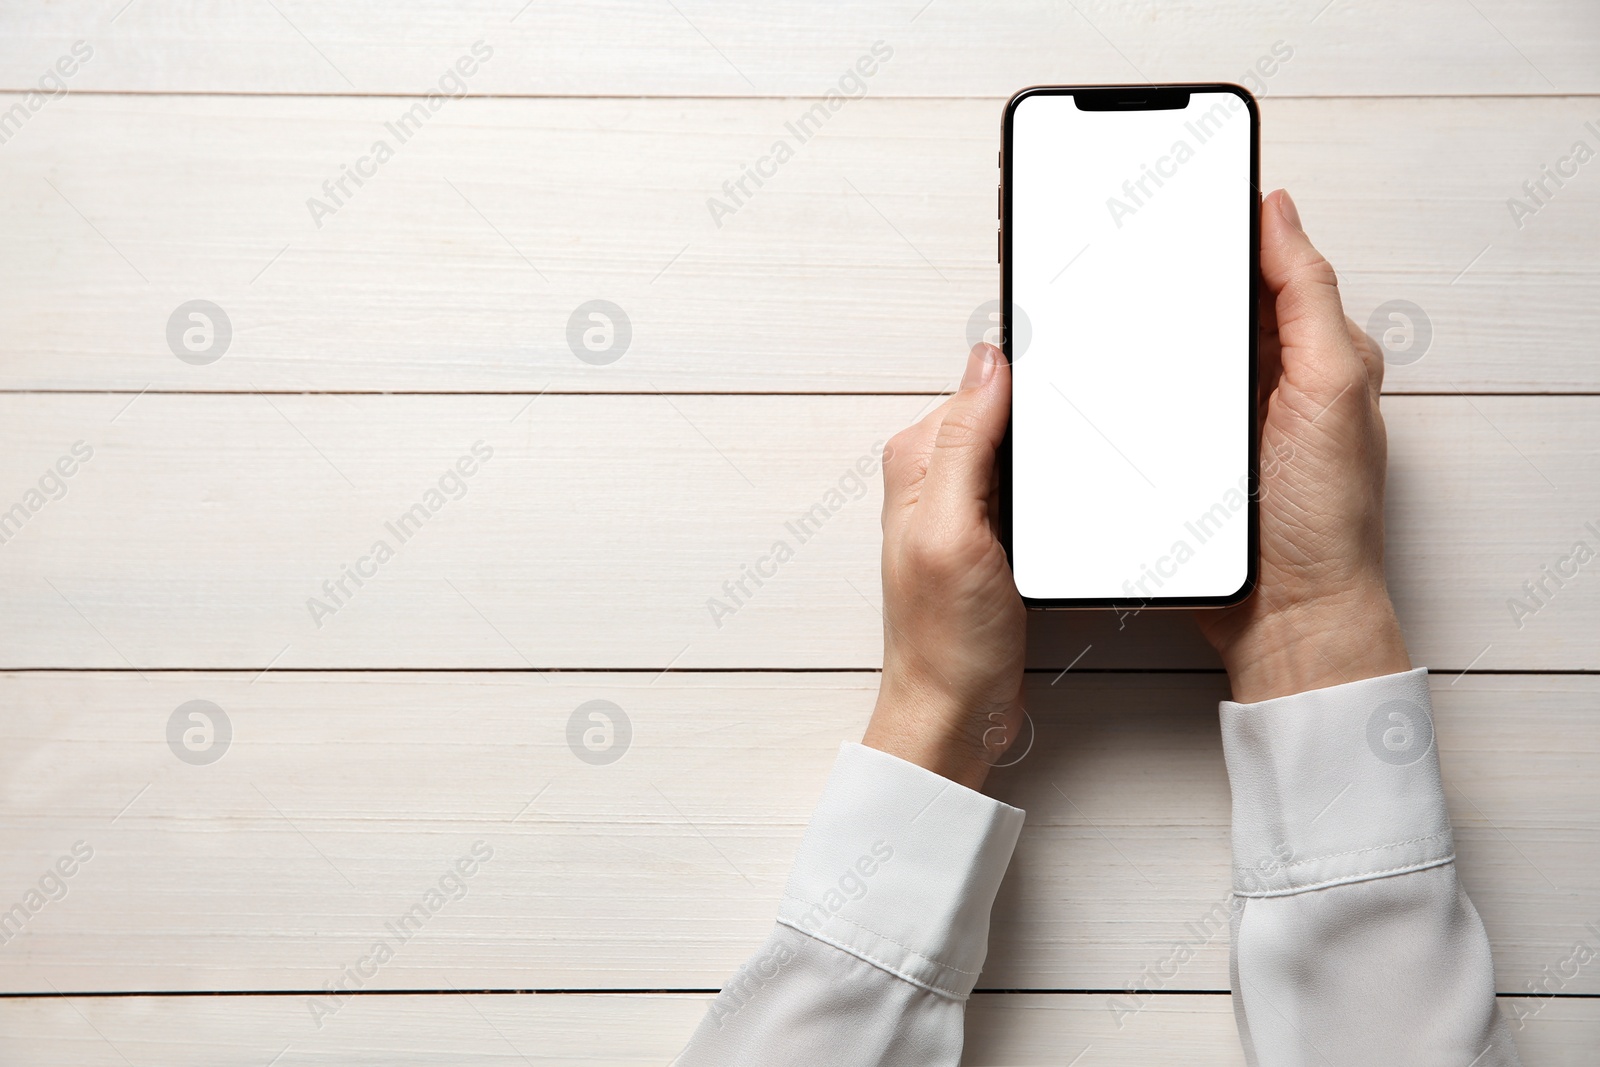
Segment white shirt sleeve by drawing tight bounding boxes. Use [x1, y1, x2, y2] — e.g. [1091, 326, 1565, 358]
[673, 741, 1025, 1067]
[677, 669, 1518, 1065]
[1220, 667, 1521, 1066]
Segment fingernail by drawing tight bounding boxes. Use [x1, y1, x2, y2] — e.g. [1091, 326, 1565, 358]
[1277, 189, 1303, 232]
[964, 343, 1000, 389]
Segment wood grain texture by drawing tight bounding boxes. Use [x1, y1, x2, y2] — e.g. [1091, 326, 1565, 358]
[1, 0, 1595, 97]
[4, 4, 1597, 1058]
[0, 394, 1594, 670]
[0, 992, 1591, 1065]
[1, 95, 1597, 393]
[0, 672, 1592, 995]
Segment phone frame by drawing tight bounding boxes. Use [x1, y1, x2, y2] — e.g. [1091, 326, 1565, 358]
[998, 82, 1260, 610]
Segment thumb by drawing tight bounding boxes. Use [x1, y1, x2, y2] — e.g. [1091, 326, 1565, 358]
[919, 343, 1010, 518]
[1260, 189, 1367, 402]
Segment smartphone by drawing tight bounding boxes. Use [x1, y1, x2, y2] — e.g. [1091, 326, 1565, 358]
[999, 83, 1259, 609]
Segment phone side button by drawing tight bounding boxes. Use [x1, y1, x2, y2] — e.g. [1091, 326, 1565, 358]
[997, 228, 1001, 263]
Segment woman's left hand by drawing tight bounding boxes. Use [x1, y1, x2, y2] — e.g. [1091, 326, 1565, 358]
[862, 342, 1027, 791]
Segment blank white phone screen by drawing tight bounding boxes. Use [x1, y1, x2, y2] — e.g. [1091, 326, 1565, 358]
[1010, 89, 1252, 602]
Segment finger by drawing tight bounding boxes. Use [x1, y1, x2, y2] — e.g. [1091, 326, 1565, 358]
[987, 464, 1000, 533]
[1257, 286, 1283, 422]
[920, 343, 1011, 521]
[1346, 313, 1385, 404]
[1260, 190, 1367, 402]
[881, 395, 953, 525]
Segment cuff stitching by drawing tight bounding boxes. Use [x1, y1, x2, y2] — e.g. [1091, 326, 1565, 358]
[1235, 829, 1453, 875]
[1235, 853, 1456, 897]
[779, 894, 980, 978]
[775, 917, 971, 1000]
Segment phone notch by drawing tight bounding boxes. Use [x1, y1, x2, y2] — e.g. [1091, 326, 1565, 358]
[1072, 86, 1191, 111]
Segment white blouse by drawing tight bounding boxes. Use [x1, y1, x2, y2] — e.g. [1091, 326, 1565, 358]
[674, 668, 1521, 1066]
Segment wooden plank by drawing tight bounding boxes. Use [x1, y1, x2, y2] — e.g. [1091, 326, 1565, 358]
[1, 95, 1597, 393]
[0, 992, 1585, 1065]
[0, 672, 1592, 995]
[0, 394, 1596, 671]
[965, 995, 1596, 1065]
[0, 993, 711, 1067]
[2, 1, 1596, 97]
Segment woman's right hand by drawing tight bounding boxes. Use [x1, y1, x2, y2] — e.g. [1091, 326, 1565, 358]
[1196, 189, 1411, 703]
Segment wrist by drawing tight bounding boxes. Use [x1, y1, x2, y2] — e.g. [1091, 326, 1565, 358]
[861, 676, 1000, 791]
[1219, 585, 1411, 704]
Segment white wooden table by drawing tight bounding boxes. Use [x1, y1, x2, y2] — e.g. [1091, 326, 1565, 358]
[1, 2, 1597, 1062]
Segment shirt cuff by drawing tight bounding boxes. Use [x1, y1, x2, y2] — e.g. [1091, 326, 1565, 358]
[1220, 667, 1455, 897]
[775, 742, 1025, 999]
